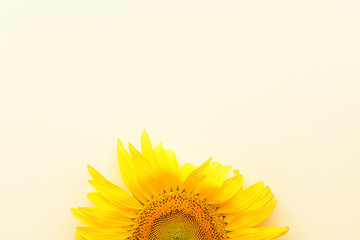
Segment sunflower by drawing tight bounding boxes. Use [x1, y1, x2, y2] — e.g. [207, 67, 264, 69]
[71, 131, 289, 240]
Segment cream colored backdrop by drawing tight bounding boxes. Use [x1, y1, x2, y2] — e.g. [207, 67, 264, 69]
[1, 1, 359, 239]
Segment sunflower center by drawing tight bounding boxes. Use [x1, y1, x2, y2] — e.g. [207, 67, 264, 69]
[131, 192, 226, 240]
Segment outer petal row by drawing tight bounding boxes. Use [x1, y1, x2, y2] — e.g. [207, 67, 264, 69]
[73, 131, 289, 240]
[179, 160, 287, 233]
[117, 130, 180, 203]
[71, 166, 141, 239]
[221, 182, 278, 229]
[76, 227, 130, 240]
[228, 227, 289, 240]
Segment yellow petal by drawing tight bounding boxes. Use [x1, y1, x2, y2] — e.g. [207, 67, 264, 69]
[117, 139, 151, 203]
[222, 183, 278, 229]
[183, 158, 212, 193]
[71, 207, 133, 228]
[117, 131, 181, 202]
[71, 208, 103, 227]
[87, 165, 142, 210]
[89, 181, 142, 211]
[180, 162, 197, 182]
[87, 192, 119, 212]
[219, 181, 265, 215]
[226, 200, 277, 229]
[128, 142, 162, 195]
[75, 231, 87, 240]
[86, 192, 138, 218]
[154, 142, 180, 191]
[139, 131, 180, 193]
[140, 130, 157, 164]
[206, 169, 243, 204]
[228, 227, 289, 240]
[76, 227, 130, 240]
[198, 161, 232, 199]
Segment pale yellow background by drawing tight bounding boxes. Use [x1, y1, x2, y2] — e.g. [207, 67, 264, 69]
[1, 1, 360, 239]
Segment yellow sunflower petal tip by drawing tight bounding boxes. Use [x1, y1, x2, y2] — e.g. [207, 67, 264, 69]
[141, 129, 149, 138]
[70, 208, 76, 215]
[141, 130, 152, 145]
[277, 226, 290, 238]
[87, 165, 101, 180]
[72, 132, 288, 240]
[86, 164, 93, 172]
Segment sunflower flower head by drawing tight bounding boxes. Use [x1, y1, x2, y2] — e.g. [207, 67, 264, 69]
[71, 131, 289, 240]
